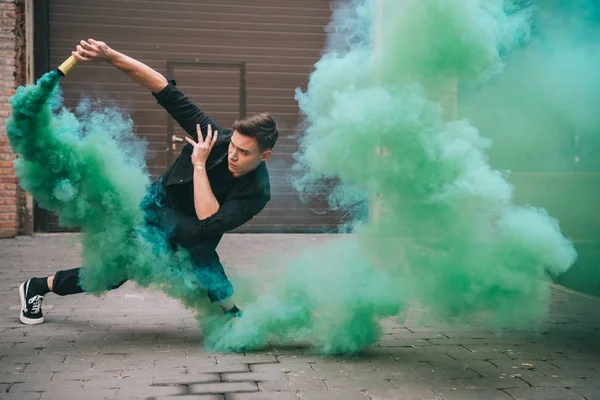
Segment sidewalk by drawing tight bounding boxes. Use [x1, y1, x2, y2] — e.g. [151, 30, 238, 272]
[1, 234, 599, 400]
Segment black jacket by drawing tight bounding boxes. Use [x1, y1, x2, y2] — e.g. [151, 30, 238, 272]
[152, 80, 271, 241]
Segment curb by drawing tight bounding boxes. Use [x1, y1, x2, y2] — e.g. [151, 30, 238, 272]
[551, 283, 600, 303]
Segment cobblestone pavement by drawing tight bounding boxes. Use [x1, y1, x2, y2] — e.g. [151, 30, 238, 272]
[1, 234, 599, 400]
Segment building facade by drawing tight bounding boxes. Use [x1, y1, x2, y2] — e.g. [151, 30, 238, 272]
[1, 0, 344, 236]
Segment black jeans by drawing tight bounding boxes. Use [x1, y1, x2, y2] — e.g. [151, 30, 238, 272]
[51, 185, 234, 303]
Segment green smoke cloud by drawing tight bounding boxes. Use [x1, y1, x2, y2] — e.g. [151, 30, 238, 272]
[6, 71, 218, 315]
[8, 0, 586, 356]
[459, 0, 600, 295]
[203, 0, 577, 354]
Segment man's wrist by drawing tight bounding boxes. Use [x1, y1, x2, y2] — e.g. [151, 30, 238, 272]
[106, 48, 121, 65]
[194, 163, 207, 171]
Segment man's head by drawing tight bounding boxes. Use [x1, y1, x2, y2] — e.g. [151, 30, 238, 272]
[228, 113, 279, 177]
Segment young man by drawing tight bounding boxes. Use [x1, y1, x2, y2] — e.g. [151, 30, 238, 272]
[19, 39, 278, 325]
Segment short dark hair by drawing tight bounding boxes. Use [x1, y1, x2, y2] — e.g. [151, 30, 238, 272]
[232, 113, 279, 152]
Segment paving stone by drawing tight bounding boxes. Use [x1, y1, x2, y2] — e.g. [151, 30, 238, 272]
[299, 391, 370, 400]
[389, 378, 461, 393]
[424, 368, 479, 379]
[0, 371, 54, 386]
[563, 350, 600, 361]
[546, 359, 600, 370]
[393, 332, 448, 340]
[504, 350, 571, 361]
[376, 338, 431, 347]
[114, 384, 184, 398]
[226, 392, 298, 400]
[274, 354, 324, 363]
[436, 388, 513, 399]
[4, 392, 43, 400]
[83, 376, 154, 390]
[486, 359, 559, 371]
[216, 354, 279, 364]
[187, 363, 250, 374]
[439, 331, 496, 339]
[155, 396, 223, 400]
[154, 372, 220, 385]
[413, 354, 458, 366]
[41, 389, 117, 400]
[518, 375, 592, 387]
[570, 386, 600, 400]
[456, 376, 530, 389]
[331, 376, 399, 391]
[10, 380, 85, 393]
[190, 381, 258, 394]
[366, 388, 443, 400]
[542, 368, 600, 379]
[505, 387, 586, 400]
[250, 362, 313, 374]
[311, 362, 379, 378]
[258, 379, 326, 391]
[222, 371, 287, 382]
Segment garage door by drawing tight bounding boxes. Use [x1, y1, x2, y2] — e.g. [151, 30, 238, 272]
[38, 0, 343, 232]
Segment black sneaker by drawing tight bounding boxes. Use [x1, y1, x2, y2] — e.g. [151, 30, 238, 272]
[19, 280, 45, 325]
[224, 305, 243, 318]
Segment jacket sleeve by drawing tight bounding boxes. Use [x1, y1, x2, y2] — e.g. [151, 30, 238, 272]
[189, 194, 268, 240]
[152, 79, 225, 141]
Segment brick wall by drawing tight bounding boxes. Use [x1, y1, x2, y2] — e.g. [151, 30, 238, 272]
[0, 0, 24, 238]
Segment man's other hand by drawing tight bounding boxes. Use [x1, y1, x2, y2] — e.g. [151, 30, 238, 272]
[185, 124, 219, 168]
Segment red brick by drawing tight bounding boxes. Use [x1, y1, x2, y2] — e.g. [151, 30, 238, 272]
[0, 160, 13, 168]
[0, 230, 16, 238]
[0, 213, 17, 220]
[0, 205, 16, 213]
[0, 220, 16, 228]
[0, 182, 17, 191]
[0, 197, 16, 205]
[0, 176, 16, 183]
[0, 168, 15, 175]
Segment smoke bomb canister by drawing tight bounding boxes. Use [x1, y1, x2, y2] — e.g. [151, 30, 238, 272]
[57, 55, 78, 76]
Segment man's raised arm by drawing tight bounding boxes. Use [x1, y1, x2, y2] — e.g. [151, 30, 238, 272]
[72, 39, 224, 142]
[73, 39, 168, 93]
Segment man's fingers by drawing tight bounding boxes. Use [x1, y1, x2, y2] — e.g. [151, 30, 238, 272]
[211, 131, 218, 147]
[71, 51, 88, 62]
[76, 45, 94, 59]
[196, 124, 205, 142]
[206, 124, 213, 143]
[184, 136, 197, 146]
[81, 40, 99, 53]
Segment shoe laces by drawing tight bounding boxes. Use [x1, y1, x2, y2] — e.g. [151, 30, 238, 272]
[28, 295, 44, 314]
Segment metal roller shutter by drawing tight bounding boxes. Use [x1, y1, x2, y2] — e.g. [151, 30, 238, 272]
[41, 0, 343, 233]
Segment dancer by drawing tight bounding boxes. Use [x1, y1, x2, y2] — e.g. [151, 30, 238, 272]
[19, 39, 278, 325]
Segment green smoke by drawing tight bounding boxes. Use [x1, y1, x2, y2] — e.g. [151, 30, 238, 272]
[203, 0, 577, 354]
[6, 71, 217, 314]
[8, 0, 587, 356]
[459, 0, 600, 296]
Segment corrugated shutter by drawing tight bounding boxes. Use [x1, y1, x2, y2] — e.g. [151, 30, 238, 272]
[46, 0, 343, 232]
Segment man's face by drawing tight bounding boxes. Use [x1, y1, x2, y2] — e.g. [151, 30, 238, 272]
[228, 130, 271, 177]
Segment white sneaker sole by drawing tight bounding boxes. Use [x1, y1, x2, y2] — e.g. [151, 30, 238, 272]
[19, 282, 44, 325]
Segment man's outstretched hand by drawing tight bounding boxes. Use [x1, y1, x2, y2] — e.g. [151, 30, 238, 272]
[185, 124, 219, 168]
[72, 39, 114, 63]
